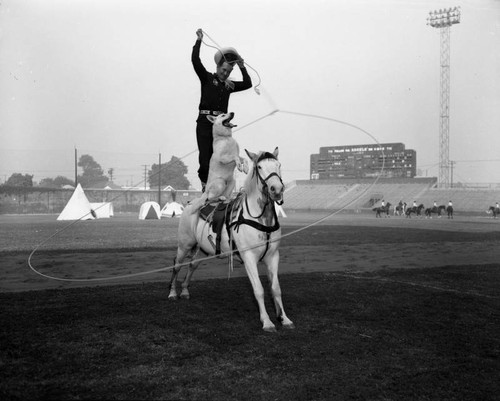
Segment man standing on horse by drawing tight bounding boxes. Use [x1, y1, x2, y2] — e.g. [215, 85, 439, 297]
[192, 29, 253, 192]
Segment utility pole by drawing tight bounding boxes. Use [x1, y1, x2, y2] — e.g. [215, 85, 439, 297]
[158, 153, 162, 206]
[108, 168, 114, 183]
[74, 147, 78, 187]
[141, 165, 149, 190]
[427, 7, 461, 188]
[449, 160, 456, 188]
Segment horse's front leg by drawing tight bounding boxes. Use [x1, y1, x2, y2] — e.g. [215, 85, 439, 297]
[180, 259, 201, 299]
[168, 256, 182, 300]
[169, 240, 196, 300]
[264, 250, 294, 330]
[241, 251, 276, 332]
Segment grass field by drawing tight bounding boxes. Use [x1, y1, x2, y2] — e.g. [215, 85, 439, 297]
[1, 213, 499, 400]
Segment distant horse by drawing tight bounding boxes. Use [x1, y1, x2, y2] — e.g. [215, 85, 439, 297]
[405, 204, 425, 218]
[394, 202, 406, 216]
[424, 205, 446, 218]
[169, 147, 294, 332]
[373, 202, 391, 218]
[446, 205, 454, 219]
[486, 206, 500, 218]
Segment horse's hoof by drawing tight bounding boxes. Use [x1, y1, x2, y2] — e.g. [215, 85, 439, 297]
[282, 322, 295, 330]
[168, 295, 178, 301]
[180, 293, 190, 300]
[263, 326, 277, 333]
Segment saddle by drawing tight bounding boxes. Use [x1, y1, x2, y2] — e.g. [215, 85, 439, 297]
[199, 195, 242, 256]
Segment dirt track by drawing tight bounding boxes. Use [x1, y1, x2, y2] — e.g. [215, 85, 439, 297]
[1, 212, 499, 293]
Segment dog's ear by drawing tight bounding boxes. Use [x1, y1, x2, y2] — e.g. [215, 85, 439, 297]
[245, 149, 257, 161]
[206, 115, 216, 124]
[273, 147, 279, 159]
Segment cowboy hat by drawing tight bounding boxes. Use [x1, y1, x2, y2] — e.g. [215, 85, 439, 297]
[214, 47, 241, 65]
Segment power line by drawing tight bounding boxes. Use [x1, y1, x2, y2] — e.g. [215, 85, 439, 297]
[454, 159, 500, 163]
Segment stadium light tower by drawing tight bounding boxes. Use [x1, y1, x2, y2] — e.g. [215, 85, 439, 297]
[427, 7, 461, 188]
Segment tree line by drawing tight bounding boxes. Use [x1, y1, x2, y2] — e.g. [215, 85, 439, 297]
[2, 154, 191, 189]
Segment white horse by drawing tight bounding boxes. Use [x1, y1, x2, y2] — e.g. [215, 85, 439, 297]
[168, 147, 294, 332]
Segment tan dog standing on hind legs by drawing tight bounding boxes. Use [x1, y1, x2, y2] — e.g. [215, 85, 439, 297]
[190, 112, 248, 211]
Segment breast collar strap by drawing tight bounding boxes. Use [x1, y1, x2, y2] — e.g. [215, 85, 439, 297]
[231, 205, 280, 234]
[227, 195, 280, 262]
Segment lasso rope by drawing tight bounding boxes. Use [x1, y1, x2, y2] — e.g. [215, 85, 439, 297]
[201, 29, 262, 95]
[27, 30, 387, 283]
[27, 108, 385, 283]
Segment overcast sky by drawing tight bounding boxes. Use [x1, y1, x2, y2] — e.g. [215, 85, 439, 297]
[1, 0, 499, 188]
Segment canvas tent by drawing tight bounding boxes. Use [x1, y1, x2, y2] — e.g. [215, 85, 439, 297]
[103, 182, 122, 190]
[161, 201, 184, 218]
[274, 202, 287, 218]
[90, 202, 114, 218]
[57, 184, 95, 221]
[139, 201, 161, 220]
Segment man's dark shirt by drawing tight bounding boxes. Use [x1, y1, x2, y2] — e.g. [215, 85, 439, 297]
[192, 40, 252, 123]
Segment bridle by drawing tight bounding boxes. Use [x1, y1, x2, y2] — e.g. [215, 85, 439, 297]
[252, 152, 284, 207]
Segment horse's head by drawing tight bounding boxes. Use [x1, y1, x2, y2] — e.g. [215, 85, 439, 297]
[245, 147, 284, 204]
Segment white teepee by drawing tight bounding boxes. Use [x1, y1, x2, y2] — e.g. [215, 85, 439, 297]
[161, 202, 184, 218]
[139, 201, 161, 220]
[57, 184, 96, 221]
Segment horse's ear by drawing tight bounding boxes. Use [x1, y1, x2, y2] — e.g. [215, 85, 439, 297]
[245, 149, 257, 161]
[273, 147, 279, 159]
[206, 115, 216, 124]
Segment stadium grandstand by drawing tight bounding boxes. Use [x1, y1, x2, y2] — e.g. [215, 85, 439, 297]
[284, 178, 500, 214]
[282, 141, 500, 214]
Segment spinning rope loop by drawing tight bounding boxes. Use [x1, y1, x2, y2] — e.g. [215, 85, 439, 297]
[27, 30, 386, 283]
[27, 108, 385, 283]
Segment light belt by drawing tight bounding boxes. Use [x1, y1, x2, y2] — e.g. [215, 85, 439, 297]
[199, 110, 224, 115]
